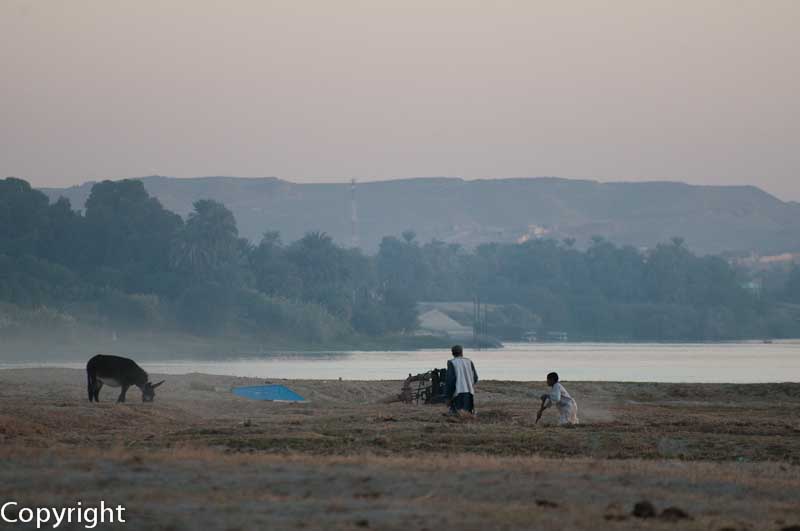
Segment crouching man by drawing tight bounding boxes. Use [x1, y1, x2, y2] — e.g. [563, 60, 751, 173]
[445, 345, 478, 415]
[537, 372, 579, 425]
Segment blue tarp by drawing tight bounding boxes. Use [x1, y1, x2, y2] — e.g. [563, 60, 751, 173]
[232, 384, 306, 402]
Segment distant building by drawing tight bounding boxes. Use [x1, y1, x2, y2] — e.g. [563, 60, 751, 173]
[734, 252, 800, 271]
[517, 224, 552, 244]
[416, 309, 473, 340]
[546, 331, 569, 342]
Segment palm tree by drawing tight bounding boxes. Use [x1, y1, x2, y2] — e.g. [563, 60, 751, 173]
[171, 200, 239, 275]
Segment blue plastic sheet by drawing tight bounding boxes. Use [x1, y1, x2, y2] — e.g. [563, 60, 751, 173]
[232, 384, 306, 402]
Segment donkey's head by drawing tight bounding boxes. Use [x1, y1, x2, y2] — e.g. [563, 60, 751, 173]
[141, 380, 165, 402]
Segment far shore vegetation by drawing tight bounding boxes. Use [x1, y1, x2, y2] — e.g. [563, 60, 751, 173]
[3, 176, 800, 358]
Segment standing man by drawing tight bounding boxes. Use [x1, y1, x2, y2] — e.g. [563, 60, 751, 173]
[445, 345, 478, 415]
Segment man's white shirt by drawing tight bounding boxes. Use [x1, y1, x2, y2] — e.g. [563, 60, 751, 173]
[451, 357, 476, 395]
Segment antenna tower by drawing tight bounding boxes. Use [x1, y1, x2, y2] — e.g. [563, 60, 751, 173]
[350, 178, 359, 248]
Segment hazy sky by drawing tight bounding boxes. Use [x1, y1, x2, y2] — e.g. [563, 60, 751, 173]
[2, 1, 799, 199]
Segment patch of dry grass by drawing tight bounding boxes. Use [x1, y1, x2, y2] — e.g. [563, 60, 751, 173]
[1, 369, 799, 530]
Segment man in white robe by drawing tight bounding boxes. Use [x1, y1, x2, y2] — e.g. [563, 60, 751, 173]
[540, 371, 578, 425]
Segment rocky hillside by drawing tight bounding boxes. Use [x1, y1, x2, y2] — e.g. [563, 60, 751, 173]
[42, 176, 800, 254]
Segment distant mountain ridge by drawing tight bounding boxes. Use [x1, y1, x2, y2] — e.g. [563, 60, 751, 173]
[41, 176, 800, 255]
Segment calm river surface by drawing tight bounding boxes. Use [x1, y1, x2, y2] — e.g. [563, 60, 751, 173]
[3, 342, 800, 383]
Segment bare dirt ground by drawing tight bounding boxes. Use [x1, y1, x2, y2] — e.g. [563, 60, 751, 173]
[1, 368, 799, 530]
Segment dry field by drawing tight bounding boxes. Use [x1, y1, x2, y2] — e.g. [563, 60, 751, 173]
[0, 368, 799, 530]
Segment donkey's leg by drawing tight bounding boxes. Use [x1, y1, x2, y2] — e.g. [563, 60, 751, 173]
[87, 371, 97, 402]
[117, 385, 129, 403]
[93, 381, 103, 402]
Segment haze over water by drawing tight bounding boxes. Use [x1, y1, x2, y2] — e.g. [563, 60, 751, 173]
[4, 342, 799, 383]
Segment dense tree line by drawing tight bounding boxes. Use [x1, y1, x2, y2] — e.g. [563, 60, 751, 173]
[0, 178, 414, 344]
[2, 176, 799, 343]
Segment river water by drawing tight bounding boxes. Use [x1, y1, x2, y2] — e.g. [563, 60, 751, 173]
[2, 341, 800, 383]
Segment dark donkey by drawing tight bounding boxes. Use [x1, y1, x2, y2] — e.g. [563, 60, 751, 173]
[87, 354, 164, 403]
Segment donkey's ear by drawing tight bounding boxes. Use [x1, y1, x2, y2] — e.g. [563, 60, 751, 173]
[152, 380, 165, 388]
